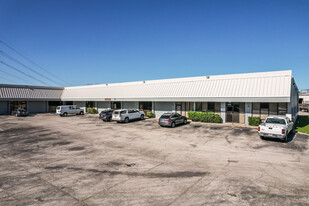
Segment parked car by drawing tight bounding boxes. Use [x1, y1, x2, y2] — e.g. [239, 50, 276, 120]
[112, 109, 145, 123]
[11, 109, 28, 117]
[99, 109, 114, 121]
[258, 116, 294, 142]
[158, 113, 187, 128]
[56, 105, 84, 117]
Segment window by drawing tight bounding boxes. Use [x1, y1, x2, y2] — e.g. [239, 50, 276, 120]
[111, 102, 121, 109]
[299, 98, 303, 104]
[139, 102, 152, 111]
[196, 102, 202, 111]
[208, 102, 215, 112]
[265, 118, 286, 125]
[86, 101, 95, 108]
[260, 103, 269, 115]
[278, 103, 287, 115]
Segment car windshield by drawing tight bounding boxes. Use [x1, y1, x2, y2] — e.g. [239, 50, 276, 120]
[114, 111, 119, 114]
[265, 118, 286, 125]
[56, 106, 60, 110]
[160, 115, 171, 119]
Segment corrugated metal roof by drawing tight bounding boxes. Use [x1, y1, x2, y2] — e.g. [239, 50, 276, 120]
[0, 84, 63, 100]
[61, 70, 293, 102]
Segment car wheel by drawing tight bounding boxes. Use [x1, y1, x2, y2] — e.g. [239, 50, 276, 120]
[284, 136, 288, 143]
[108, 117, 112, 122]
[63, 112, 68, 117]
[183, 119, 187, 124]
[140, 114, 145, 120]
[124, 117, 129, 123]
[15, 113, 18, 117]
[171, 122, 176, 128]
[80, 111, 84, 115]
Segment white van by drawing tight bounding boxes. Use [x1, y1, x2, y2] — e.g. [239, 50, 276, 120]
[56, 105, 84, 117]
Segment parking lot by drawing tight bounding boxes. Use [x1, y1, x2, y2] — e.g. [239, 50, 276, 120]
[0, 114, 308, 206]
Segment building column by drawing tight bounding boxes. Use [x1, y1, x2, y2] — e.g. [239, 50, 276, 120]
[220, 102, 226, 123]
[193, 102, 196, 111]
[152, 101, 155, 113]
[245, 102, 252, 125]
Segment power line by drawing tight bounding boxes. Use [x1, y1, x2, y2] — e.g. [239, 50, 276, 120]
[0, 76, 16, 84]
[0, 61, 49, 86]
[0, 40, 73, 86]
[0, 50, 63, 86]
[0, 68, 33, 84]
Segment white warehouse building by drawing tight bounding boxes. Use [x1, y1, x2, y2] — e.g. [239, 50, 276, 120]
[0, 70, 299, 124]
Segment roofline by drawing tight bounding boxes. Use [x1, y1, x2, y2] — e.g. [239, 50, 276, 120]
[0, 84, 63, 90]
[64, 70, 292, 89]
[61, 97, 291, 102]
[0, 98, 62, 101]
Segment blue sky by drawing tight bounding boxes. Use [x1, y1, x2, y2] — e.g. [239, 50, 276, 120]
[0, 0, 308, 89]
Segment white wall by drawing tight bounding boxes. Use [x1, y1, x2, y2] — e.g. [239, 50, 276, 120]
[288, 80, 299, 120]
[153, 102, 175, 118]
[122, 101, 139, 109]
[97, 101, 111, 113]
[220, 102, 226, 123]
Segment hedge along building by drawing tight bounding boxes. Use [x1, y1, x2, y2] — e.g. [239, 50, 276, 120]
[60, 70, 299, 124]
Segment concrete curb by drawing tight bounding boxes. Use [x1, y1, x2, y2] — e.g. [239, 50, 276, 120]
[150, 117, 258, 129]
[296, 131, 309, 136]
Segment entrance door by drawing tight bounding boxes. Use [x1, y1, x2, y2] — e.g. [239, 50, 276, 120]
[139, 102, 152, 113]
[111, 102, 121, 110]
[226, 103, 240, 123]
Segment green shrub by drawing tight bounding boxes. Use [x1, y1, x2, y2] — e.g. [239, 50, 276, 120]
[146, 111, 155, 118]
[87, 108, 97, 114]
[188, 111, 221, 123]
[248, 116, 261, 126]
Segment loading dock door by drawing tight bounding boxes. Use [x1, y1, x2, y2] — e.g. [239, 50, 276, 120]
[0, 101, 8, 115]
[28, 101, 47, 113]
[226, 103, 240, 123]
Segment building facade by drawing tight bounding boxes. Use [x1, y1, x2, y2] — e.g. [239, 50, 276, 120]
[0, 84, 63, 114]
[0, 70, 299, 124]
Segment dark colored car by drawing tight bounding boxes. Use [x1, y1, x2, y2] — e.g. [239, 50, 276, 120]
[99, 109, 114, 121]
[11, 109, 28, 117]
[158, 113, 187, 128]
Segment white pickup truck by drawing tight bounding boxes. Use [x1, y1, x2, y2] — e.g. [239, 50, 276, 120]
[258, 116, 294, 142]
[112, 109, 145, 123]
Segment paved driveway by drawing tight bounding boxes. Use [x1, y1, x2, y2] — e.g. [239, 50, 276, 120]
[0, 114, 308, 206]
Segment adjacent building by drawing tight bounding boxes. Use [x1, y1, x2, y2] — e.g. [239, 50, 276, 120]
[0, 84, 63, 114]
[0, 70, 299, 124]
[299, 93, 309, 112]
